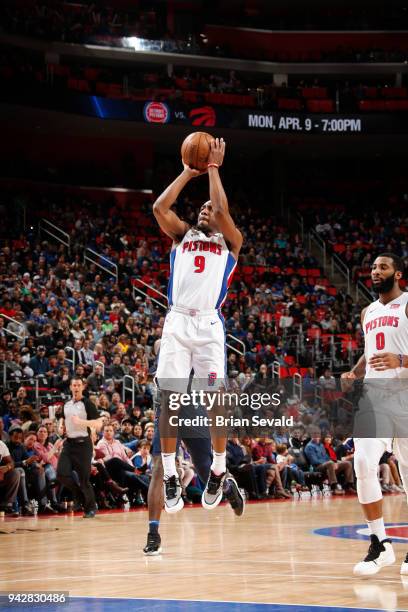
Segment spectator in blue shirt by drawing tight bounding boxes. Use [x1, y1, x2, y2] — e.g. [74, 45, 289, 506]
[29, 346, 50, 376]
[304, 429, 355, 495]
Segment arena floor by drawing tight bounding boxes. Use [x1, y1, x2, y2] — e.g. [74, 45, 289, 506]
[1, 495, 408, 612]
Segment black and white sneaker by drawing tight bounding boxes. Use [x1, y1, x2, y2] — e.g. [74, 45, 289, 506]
[353, 535, 395, 576]
[224, 474, 245, 517]
[401, 552, 408, 575]
[163, 475, 184, 514]
[143, 532, 162, 556]
[202, 470, 227, 510]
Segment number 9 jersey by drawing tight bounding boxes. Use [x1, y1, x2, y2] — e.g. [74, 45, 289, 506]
[363, 292, 408, 379]
[168, 228, 237, 311]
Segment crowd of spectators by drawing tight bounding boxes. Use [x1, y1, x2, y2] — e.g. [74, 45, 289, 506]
[290, 170, 408, 287]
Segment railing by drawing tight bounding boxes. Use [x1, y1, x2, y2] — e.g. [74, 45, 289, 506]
[308, 228, 327, 269]
[39, 218, 71, 253]
[331, 252, 350, 295]
[122, 374, 135, 407]
[226, 334, 245, 357]
[293, 372, 302, 401]
[272, 360, 281, 381]
[84, 248, 118, 283]
[356, 279, 374, 304]
[314, 384, 324, 407]
[0, 313, 26, 343]
[65, 346, 75, 370]
[132, 278, 167, 310]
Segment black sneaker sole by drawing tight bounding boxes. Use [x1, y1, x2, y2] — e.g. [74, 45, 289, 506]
[225, 476, 245, 517]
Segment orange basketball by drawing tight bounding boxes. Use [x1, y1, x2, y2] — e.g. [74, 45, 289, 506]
[181, 132, 215, 171]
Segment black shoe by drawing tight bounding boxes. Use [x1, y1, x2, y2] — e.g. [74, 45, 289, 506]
[143, 532, 162, 556]
[3, 506, 20, 518]
[224, 474, 245, 517]
[39, 503, 58, 515]
[202, 470, 227, 510]
[163, 475, 184, 514]
[83, 509, 97, 518]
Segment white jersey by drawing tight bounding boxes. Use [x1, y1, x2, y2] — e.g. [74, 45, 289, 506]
[363, 291, 408, 379]
[167, 228, 236, 311]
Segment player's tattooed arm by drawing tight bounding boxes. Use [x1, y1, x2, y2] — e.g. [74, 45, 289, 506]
[152, 168, 197, 242]
[207, 138, 243, 259]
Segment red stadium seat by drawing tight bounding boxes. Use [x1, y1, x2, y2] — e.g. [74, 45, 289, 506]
[301, 87, 327, 99]
[381, 87, 407, 98]
[277, 98, 302, 111]
[307, 328, 321, 340]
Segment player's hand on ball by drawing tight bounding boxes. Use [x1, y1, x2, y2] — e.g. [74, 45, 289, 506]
[183, 161, 207, 178]
[368, 352, 400, 371]
[208, 138, 225, 167]
[340, 371, 356, 392]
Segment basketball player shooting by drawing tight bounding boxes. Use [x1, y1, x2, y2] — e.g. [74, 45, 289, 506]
[341, 253, 408, 576]
[153, 137, 244, 514]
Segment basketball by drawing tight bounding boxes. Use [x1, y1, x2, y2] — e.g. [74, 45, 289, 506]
[181, 131, 215, 171]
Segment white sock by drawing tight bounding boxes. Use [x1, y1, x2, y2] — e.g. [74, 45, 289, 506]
[367, 517, 387, 542]
[211, 451, 226, 476]
[161, 452, 177, 479]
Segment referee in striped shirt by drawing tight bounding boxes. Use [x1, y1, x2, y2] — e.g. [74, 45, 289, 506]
[57, 377, 105, 518]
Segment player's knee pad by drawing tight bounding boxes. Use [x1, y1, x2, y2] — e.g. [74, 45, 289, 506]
[354, 446, 382, 504]
[354, 450, 376, 481]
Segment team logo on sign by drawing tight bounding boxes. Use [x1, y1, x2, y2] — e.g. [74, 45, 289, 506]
[208, 372, 217, 386]
[189, 106, 216, 127]
[143, 101, 170, 124]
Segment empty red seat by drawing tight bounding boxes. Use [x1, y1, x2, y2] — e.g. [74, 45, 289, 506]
[364, 87, 378, 99]
[306, 99, 334, 113]
[302, 87, 327, 99]
[277, 98, 302, 111]
[381, 87, 407, 98]
[307, 328, 321, 340]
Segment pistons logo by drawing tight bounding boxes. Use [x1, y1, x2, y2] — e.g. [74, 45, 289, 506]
[189, 106, 216, 127]
[208, 372, 217, 386]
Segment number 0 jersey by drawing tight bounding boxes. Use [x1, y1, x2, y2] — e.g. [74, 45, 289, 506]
[363, 292, 408, 379]
[167, 228, 236, 311]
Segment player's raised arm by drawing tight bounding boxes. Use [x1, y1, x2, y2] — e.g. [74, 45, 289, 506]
[153, 165, 203, 242]
[207, 138, 243, 259]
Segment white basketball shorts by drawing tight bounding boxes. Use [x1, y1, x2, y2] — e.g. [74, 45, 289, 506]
[156, 306, 226, 392]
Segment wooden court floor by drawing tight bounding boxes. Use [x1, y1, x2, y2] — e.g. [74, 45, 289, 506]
[1, 495, 408, 611]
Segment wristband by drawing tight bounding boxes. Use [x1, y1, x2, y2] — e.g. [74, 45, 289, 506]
[207, 163, 219, 169]
[399, 354, 404, 368]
